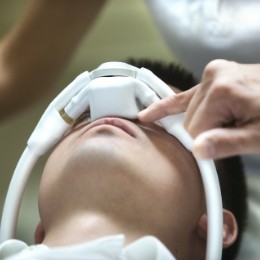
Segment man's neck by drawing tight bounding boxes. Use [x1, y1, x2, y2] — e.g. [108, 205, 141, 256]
[42, 211, 145, 247]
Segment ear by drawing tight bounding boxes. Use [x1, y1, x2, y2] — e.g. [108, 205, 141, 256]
[222, 209, 238, 248]
[34, 221, 45, 244]
[196, 209, 238, 248]
[196, 213, 207, 243]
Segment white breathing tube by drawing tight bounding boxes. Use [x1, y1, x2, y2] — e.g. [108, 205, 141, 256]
[0, 62, 223, 260]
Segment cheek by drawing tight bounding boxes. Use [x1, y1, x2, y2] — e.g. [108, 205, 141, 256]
[39, 138, 74, 198]
[141, 132, 205, 215]
[42, 129, 83, 174]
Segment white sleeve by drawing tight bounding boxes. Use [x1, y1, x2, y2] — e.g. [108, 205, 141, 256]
[0, 239, 28, 259]
[145, 0, 260, 79]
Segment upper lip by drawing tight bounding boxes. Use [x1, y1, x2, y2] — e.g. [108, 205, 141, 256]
[83, 117, 137, 138]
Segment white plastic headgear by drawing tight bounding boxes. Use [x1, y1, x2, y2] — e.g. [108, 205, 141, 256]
[0, 62, 223, 260]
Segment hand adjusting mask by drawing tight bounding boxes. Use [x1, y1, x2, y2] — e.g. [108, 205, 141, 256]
[0, 62, 223, 260]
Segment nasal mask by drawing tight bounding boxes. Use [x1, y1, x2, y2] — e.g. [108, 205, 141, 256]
[0, 62, 223, 260]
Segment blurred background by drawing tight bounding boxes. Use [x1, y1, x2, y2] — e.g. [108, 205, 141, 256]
[0, 0, 174, 244]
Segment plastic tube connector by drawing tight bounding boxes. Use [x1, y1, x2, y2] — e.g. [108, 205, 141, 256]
[27, 110, 70, 156]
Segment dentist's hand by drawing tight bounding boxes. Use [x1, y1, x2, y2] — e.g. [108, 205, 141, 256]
[139, 60, 260, 159]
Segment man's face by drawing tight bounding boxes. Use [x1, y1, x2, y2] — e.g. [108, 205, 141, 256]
[39, 116, 205, 255]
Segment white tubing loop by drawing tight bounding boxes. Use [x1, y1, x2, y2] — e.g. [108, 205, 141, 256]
[0, 72, 91, 242]
[137, 67, 175, 98]
[64, 85, 90, 120]
[90, 62, 138, 79]
[197, 159, 223, 260]
[135, 80, 161, 107]
[159, 115, 223, 260]
[0, 62, 223, 260]
[45, 71, 91, 116]
[0, 148, 37, 242]
[28, 71, 91, 156]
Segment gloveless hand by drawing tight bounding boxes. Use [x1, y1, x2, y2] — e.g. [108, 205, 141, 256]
[139, 60, 260, 159]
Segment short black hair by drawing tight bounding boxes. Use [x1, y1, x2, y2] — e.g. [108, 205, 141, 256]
[126, 58, 248, 260]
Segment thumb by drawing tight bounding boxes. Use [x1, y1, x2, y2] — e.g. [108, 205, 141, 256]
[138, 86, 197, 122]
[192, 126, 260, 159]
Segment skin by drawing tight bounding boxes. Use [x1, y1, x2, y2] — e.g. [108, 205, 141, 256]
[38, 117, 206, 259]
[0, 0, 106, 120]
[139, 59, 260, 159]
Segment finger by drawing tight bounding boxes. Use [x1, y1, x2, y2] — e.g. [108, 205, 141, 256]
[192, 125, 260, 159]
[185, 92, 233, 138]
[138, 86, 197, 122]
[184, 80, 216, 133]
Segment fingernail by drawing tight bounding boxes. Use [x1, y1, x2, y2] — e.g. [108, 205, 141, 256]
[138, 109, 145, 116]
[193, 137, 215, 159]
[138, 110, 146, 119]
[138, 109, 152, 122]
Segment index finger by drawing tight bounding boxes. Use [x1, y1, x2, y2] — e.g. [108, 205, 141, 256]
[138, 86, 197, 122]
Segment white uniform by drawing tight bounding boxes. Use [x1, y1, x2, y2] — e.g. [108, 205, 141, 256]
[0, 235, 176, 260]
[145, 0, 260, 79]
